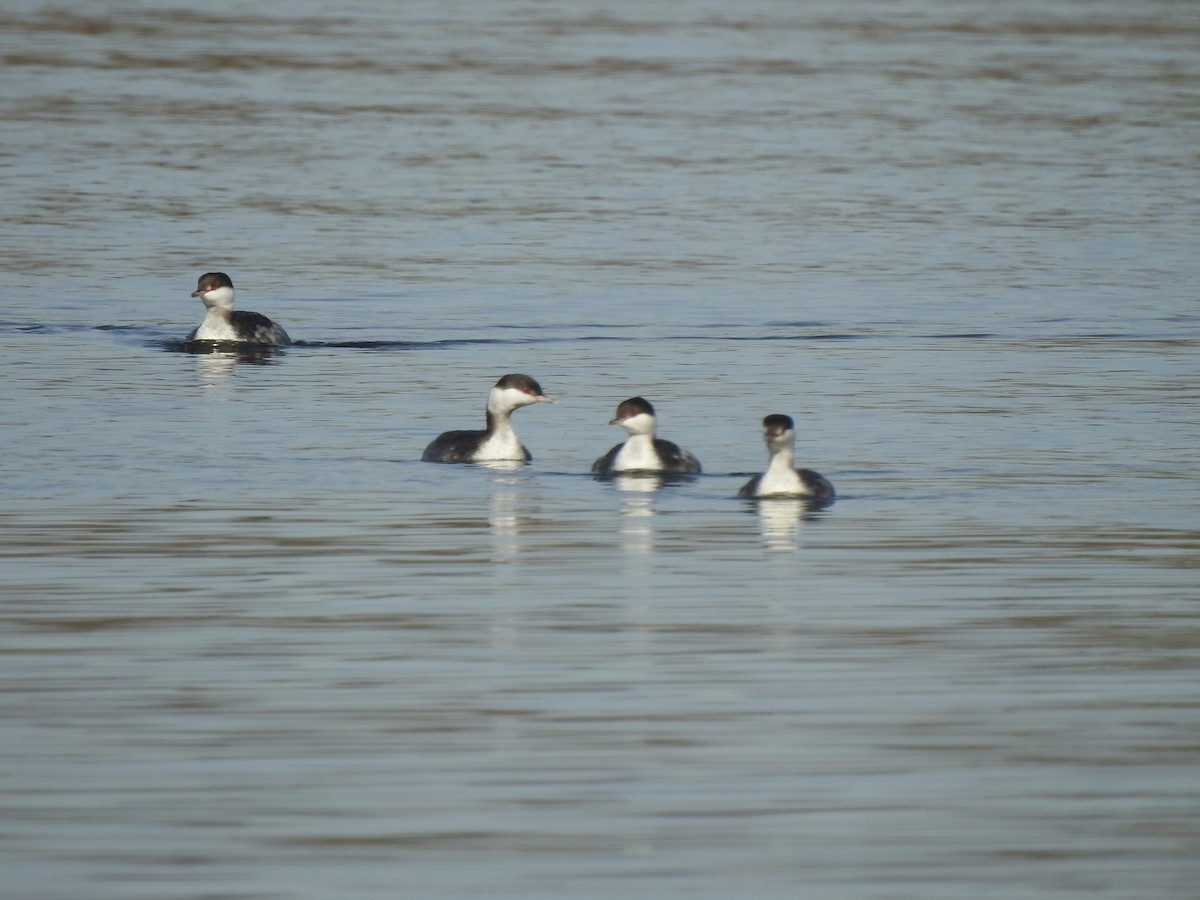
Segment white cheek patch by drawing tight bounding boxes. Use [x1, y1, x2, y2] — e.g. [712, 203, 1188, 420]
[203, 286, 235, 310]
[619, 412, 655, 436]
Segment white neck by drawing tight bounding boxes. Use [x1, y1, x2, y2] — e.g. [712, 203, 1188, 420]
[475, 415, 524, 460]
[756, 441, 803, 495]
[201, 286, 235, 310]
[619, 412, 656, 438]
[475, 390, 526, 460]
[766, 442, 795, 473]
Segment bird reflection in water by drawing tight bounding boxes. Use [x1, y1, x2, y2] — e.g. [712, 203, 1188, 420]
[183, 339, 287, 364]
[196, 350, 237, 390]
[184, 340, 286, 392]
[486, 465, 527, 564]
[751, 497, 832, 551]
[613, 473, 662, 555]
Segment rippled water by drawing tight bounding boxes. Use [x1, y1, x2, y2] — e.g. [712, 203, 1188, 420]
[2, 2, 1198, 898]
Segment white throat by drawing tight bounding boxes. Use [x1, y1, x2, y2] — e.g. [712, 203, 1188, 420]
[618, 412, 656, 438]
[201, 286, 235, 310]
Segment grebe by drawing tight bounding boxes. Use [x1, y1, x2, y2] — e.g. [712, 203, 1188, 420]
[187, 272, 290, 345]
[591, 396, 701, 475]
[738, 414, 834, 504]
[421, 374, 552, 463]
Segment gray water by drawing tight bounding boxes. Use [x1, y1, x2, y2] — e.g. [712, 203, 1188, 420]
[2, 2, 1198, 898]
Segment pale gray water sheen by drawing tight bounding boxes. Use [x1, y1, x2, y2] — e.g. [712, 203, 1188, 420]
[1, 1, 1198, 898]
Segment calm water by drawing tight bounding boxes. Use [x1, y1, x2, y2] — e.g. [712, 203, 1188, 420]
[2, 1, 1199, 897]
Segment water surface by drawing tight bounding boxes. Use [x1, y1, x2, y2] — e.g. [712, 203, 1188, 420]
[1, 2, 1198, 897]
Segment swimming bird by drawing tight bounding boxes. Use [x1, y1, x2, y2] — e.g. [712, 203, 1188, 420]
[187, 272, 291, 345]
[421, 373, 552, 463]
[738, 414, 834, 504]
[591, 396, 701, 475]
